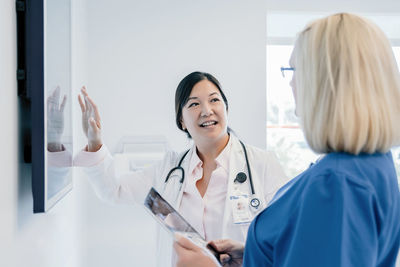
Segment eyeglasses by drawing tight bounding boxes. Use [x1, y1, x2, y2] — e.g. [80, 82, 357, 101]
[280, 66, 295, 78]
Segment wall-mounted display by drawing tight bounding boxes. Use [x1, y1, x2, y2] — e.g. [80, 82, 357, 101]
[17, 0, 73, 213]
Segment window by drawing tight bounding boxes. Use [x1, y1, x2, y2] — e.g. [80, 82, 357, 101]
[266, 45, 319, 178]
[266, 14, 400, 180]
[390, 47, 400, 179]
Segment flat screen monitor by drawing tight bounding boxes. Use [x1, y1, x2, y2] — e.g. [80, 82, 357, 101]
[17, 0, 73, 213]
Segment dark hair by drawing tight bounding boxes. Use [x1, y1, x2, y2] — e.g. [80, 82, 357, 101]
[175, 71, 229, 138]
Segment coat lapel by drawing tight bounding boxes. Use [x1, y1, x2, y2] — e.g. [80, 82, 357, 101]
[162, 146, 195, 208]
[221, 135, 246, 237]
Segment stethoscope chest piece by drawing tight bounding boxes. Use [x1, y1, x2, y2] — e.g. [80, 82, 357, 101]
[234, 172, 247, 183]
[250, 197, 260, 209]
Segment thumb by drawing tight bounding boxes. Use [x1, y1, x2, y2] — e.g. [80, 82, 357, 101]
[174, 234, 202, 252]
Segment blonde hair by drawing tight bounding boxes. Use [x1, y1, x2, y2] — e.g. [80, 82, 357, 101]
[292, 13, 400, 154]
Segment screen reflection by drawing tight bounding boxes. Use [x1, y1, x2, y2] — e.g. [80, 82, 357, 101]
[45, 0, 72, 206]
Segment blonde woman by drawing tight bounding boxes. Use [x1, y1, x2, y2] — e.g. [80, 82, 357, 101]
[174, 13, 400, 267]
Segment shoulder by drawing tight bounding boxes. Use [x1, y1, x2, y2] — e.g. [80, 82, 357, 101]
[299, 156, 379, 204]
[149, 149, 191, 188]
[304, 152, 399, 216]
[160, 149, 188, 167]
[158, 147, 196, 171]
[229, 136, 285, 173]
[164, 150, 180, 161]
[236, 141, 288, 191]
[308, 152, 395, 190]
[245, 144, 284, 174]
[305, 171, 373, 199]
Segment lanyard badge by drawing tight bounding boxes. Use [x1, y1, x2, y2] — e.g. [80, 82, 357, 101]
[230, 194, 252, 224]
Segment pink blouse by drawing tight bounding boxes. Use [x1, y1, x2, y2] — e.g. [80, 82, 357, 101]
[178, 137, 232, 241]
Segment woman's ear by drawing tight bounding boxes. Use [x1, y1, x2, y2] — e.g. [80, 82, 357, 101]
[180, 119, 186, 131]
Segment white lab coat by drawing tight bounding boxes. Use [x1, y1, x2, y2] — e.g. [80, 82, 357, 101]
[79, 135, 288, 267]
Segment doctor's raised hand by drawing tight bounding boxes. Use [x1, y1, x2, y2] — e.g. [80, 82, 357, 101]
[78, 86, 103, 152]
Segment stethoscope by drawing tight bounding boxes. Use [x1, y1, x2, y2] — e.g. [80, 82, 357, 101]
[164, 140, 260, 210]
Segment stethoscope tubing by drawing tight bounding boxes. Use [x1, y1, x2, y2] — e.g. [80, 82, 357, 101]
[164, 141, 255, 195]
[164, 150, 190, 184]
[238, 140, 255, 195]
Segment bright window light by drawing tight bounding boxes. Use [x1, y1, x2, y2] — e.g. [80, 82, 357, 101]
[266, 45, 400, 179]
[266, 45, 319, 178]
[391, 47, 400, 179]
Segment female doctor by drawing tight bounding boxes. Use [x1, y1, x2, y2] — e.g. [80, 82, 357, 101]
[74, 71, 288, 267]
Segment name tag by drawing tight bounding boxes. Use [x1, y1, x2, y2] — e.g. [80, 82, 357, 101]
[230, 195, 252, 224]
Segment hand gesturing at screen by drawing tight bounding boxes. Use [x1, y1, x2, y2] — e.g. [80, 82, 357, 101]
[78, 86, 103, 152]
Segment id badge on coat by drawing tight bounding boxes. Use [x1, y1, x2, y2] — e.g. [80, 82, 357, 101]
[230, 195, 252, 224]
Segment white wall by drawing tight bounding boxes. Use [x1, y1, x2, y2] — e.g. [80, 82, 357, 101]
[86, 0, 268, 152]
[0, 2, 18, 262]
[0, 0, 86, 266]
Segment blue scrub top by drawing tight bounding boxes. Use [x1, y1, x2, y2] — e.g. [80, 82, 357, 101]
[244, 152, 400, 267]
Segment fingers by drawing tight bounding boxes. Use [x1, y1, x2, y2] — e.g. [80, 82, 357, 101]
[174, 234, 206, 253]
[60, 95, 67, 112]
[82, 88, 93, 116]
[84, 94, 92, 115]
[174, 234, 200, 251]
[78, 86, 88, 112]
[80, 86, 88, 97]
[86, 95, 101, 121]
[174, 235, 221, 267]
[47, 87, 57, 111]
[173, 241, 194, 267]
[81, 86, 92, 114]
[81, 86, 100, 120]
[208, 239, 233, 253]
[47, 94, 54, 112]
[78, 86, 101, 122]
[219, 254, 231, 265]
[173, 237, 202, 267]
[54, 86, 60, 104]
[173, 240, 187, 255]
[78, 94, 85, 112]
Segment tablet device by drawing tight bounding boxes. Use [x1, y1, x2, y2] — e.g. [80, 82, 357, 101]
[144, 187, 221, 262]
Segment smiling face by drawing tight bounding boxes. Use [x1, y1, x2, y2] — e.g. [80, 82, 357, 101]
[180, 79, 229, 145]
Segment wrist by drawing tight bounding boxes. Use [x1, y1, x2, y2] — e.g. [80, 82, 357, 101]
[47, 143, 64, 152]
[87, 142, 102, 152]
